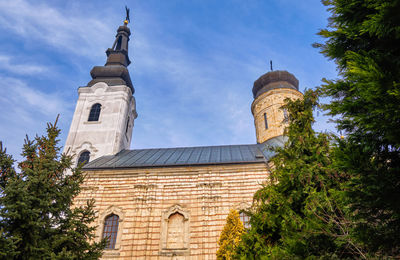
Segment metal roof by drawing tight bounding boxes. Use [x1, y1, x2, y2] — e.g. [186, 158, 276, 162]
[83, 136, 286, 170]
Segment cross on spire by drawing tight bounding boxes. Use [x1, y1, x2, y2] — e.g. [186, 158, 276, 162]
[124, 6, 130, 24]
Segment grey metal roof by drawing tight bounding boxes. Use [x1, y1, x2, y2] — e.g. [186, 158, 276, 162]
[83, 136, 286, 170]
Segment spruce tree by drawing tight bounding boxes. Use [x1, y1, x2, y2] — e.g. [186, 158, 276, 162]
[0, 142, 18, 259]
[0, 119, 106, 259]
[235, 90, 363, 258]
[217, 209, 245, 260]
[316, 0, 400, 255]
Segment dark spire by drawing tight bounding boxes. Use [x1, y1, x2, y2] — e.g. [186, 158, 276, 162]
[105, 23, 131, 67]
[86, 10, 134, 94]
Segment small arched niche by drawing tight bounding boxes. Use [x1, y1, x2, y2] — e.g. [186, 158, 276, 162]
[167, 212, 185, 249]
[160, 205, 190, 256]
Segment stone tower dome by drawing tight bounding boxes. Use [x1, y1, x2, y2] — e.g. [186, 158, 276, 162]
[251, 70, 303, 143]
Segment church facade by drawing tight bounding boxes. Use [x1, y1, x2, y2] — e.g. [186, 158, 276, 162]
[64, 19, 302, 259]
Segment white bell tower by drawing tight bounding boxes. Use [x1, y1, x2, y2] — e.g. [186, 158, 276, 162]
[64, 19, 137, 166]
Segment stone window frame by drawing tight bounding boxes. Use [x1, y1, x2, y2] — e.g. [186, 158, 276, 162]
[73, 142, 98, 167]
[84, 100, 106, 124]
[77, 150, 90, 166]
[263, 112, 268, 129]
[97, 206, 125, 256]
[160, 204, 190, 256]
[102, 214, 119, 249]
[88, 103, 102, 122]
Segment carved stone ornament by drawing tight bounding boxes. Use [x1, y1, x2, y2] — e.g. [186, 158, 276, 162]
[160, 204, 190, 256]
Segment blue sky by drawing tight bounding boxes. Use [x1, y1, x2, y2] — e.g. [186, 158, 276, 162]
[0, 0, 338, 162]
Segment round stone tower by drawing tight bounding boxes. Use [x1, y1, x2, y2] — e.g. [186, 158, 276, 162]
[251, 70, 303, 143]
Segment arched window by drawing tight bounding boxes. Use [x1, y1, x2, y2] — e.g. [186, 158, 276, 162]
[77, 151, 90, 166]
[88, 103, 101, 121]
[239, 211, 251, 229]
[102, 214, 119, 249]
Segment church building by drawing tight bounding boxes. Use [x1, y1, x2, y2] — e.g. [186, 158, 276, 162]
[64, 17, 303, 259]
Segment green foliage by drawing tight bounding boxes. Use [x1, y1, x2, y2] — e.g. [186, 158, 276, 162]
[217, 209, 245, 260]
[0, 142, 18, 259]
[317, 0, 400, 256]
[0, 119, 106, 259]
[235, 90, 363, 259]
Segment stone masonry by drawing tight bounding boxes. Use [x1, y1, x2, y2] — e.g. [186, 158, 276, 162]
[75, 163, 270, 259]
[252, 88, 303, 143]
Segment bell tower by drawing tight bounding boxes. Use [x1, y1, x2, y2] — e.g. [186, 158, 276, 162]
[251, 70, 303, 143]
[64, 18, 137, 166]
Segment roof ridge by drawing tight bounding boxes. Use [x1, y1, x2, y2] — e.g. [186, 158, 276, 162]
[127, 143, 259, 151]
[83, 137, 287, 170]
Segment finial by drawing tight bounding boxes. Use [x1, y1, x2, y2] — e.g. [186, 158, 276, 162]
[124, 6, 130, 25]
[270, 60, 273, 71]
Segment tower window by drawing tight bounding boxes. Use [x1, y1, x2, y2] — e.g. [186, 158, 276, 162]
[88, 103, 101, 121]
[264, 113, 268, 129]
[125, 116, 130, 134]
[115, 36, 122, 51]
[102, 214, 119, 249]
[77, 151, 90, 166]
[283, 109, 289, 122]
[239, 211, 251, 229]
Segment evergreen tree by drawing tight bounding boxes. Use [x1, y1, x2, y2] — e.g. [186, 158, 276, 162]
[0, 119, 106, 259]
[235, 90, 364, 259]
[316, 0, 400, 255]
[217, 209, 245, 260]
[0, 142, 18, 259]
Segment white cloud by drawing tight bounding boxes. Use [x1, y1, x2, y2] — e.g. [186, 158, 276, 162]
[0, 0, 112, 57]
[0, 75, 74, 162]
[0, 55, 47, 75]
[0, 76, 71, 119]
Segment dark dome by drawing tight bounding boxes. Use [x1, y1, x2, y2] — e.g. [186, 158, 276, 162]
[252, 70, 299, 99]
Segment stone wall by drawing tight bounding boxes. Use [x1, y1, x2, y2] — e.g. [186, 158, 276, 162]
[251, 88, 303, 143]
[75, 162, 270, 259]
[63, 82, 137, 167]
